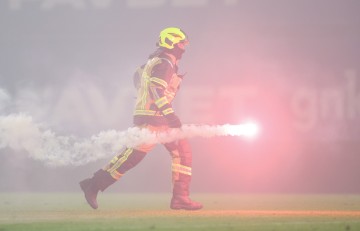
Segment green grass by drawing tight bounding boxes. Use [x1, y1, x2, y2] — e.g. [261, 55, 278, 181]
[0, 193, 359, 231]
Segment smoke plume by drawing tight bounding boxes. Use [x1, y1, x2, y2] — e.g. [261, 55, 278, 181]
[0, 114, 250, 167]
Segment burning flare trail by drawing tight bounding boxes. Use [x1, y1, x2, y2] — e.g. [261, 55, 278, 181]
[0, 114, 259, 167]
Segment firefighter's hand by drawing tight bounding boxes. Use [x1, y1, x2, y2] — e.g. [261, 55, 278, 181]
[166, 113, 182, 128]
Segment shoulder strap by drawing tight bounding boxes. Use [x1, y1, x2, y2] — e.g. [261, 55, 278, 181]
[159, 57, 174, 69]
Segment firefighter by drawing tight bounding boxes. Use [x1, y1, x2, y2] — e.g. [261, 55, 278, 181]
[79, 27, 203, 210]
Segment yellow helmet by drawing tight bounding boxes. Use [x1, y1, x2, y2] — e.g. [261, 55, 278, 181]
[158, 27, 189, 49]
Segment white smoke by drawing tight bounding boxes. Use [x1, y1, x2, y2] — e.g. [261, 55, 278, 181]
[0, 88, 11, 111]
[0, 114, 254, 167]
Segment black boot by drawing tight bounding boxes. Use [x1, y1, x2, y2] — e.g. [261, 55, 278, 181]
[170, 181, 203, 210]
[79, 169, 116, 209]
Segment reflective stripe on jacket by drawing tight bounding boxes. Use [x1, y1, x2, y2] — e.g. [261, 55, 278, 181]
[133, 54, 182, 125]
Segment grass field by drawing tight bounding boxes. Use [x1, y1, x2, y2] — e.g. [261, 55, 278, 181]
[0, 193, 359, 231]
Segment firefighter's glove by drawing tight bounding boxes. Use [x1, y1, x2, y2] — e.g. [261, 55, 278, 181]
[166, 113, 182, 128]
[154, 97, 181, 128]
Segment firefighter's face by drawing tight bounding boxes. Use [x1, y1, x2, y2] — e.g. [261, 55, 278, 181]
[177, 39, 189, 50]
[171, 43, 187, 60]
[177, 42, 187, 50]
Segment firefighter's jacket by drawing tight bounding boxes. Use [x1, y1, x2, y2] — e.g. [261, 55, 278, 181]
[133, 52, 182, 126]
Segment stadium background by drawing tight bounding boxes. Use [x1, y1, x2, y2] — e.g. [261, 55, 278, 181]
[0, 0, 359, 193]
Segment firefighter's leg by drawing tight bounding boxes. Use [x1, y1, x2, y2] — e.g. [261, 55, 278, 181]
[79, 168, 116, 209]
[104, 147, 149, 179]
[80, 144, 151, 209]
[165, 139, 203, 210]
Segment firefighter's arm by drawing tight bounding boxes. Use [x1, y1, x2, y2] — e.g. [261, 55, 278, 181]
[154, 96, 181, 128]
[150, 81, 181, 128]
[150, 61, 182, 128]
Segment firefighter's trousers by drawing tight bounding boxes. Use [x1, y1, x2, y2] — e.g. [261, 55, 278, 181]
[103, 125, 192, 184]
